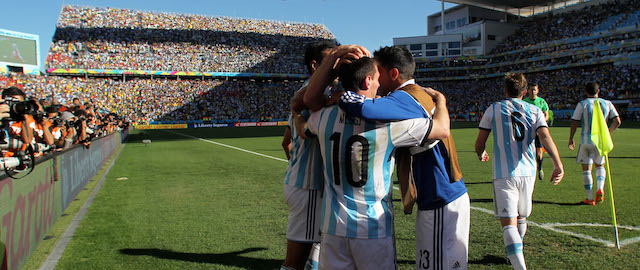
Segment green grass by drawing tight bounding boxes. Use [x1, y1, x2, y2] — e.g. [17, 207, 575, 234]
[49, 126, 640, 269]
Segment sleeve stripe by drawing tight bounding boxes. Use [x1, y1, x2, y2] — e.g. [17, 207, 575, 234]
[420, 119, 433, 146]
[479, 127, 491, 131]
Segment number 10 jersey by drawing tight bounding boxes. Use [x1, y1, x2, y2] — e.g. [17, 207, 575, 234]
[479, 98, 547, 179]
[307, 105, 432, 239]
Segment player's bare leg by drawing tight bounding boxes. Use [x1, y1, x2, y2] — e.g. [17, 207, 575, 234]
[501, 218, 526, 270]
[283, 241, 313, 270]
[581, 164, 596, 205]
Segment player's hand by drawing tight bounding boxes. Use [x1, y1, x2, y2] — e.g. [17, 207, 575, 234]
[550, 166, 564, 185]
[423, 87, 446, 105]
[294, 114, 307, 140]
[478, 150, 489, 162]
[568, 139, 575, 150]
[329, 45, 370, 66]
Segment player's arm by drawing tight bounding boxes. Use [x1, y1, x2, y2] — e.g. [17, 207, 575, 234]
[475, 129, 490, 162]
[568, 104, 582, 150]
[609, 116, 621, 133]
[339, 91, 426, 120]
[304, 45, 370, 112]
[290, 87, 307, 114]
[537, 127, 564, 185]
[568, 120, 579, 150]
[282, 127, 292, 160]
[542, 100, 550, 121]
[423, 87, 449, 140]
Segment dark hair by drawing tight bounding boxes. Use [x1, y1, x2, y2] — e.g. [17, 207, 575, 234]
[504, 73, 527, 98]
[338, 57, 376, 92]
[304, 40, 337, 75]
[1, 87, 26, 99]
[585, 82, 599, 96]
[373, 46, 415, 80]
[528, 83, 538, 88]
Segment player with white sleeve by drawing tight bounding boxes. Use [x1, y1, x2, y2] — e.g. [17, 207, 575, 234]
[568, 82, 621, 205]
[475, 73, 564, 270]
[304, 46, 451, 269]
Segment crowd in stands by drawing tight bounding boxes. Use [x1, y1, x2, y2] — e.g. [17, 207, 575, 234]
[0, 80, 128, 173]
[46, 6, 335, 74]
[425, 64, 640, 120]
[492, 0, 640, 54]
[0, 74, 301, 124]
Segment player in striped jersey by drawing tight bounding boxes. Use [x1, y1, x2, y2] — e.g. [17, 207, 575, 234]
[475, 73, 564, 270]
[568, 82, 621, 206]
[281, 40, 336, 270]
[304, 46, 451, 269]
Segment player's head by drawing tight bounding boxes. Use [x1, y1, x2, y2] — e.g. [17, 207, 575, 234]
[528, 83, 539, 98]
[2, 87, 26, 101]
[585, 82, 600, 96]
[504, 73, 527, 98]
[338, 57, 379, 98]
[304, 40, 337, 75]
[373, 46, 415, 96]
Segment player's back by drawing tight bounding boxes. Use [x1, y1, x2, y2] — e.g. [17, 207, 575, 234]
[573, 98, 618, 145]
[480, 99, 546, 179]
[307, 105, 430, 239]
[283, 109, 323, 190]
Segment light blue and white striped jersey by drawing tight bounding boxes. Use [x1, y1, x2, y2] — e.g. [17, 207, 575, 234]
[479, 99, 547, 179]
[572, 98, 619, 145]
[307, 105, 432, 239]
[283, 81, 324, 190]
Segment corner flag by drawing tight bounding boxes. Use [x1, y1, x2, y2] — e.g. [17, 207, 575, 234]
[591, 100, 620, 248]
[591, 100, 613, 156]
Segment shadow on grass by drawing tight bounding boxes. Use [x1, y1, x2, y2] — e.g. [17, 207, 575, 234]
[533, 200, 584, 206]
[469, 254, 509, 266]
[465, 181, 492, 185]
[120, 247, 281, 269]
[471, 198, 494, 203]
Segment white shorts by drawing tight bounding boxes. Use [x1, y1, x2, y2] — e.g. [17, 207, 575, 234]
[284, 184, 322, 243]
[318, 234, 396, 270]
[492, 176, 535, 218]
[576, 144, 605, 165]
[415, 193, 470, 270]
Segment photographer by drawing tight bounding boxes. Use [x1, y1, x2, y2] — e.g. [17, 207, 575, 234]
[2, 87, 34, 155]
[31, 101, 56, 156]
[46, 106, 66, 150]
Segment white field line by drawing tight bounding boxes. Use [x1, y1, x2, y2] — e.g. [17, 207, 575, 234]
[171, 130, 640, 247]
[166, 130, 288, 163]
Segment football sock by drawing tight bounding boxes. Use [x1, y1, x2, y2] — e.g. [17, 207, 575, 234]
[583, 170, 593, 201]
[304, 243, 320, 270]
[517, 218, 528, 239]
[503, 225, 526, 270]
[595, 166, 606, 191]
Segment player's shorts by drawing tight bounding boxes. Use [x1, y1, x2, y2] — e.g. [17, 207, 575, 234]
[534, 135, 541, 148]
[284, 184, 322, 243]
[576, 144, 605, 165]
[492, 176, 535, 218]
[318, 234, 396, 270]
[415, 192, 470, 270]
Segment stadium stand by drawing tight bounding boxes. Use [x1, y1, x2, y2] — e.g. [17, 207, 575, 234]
[47, 6, 335, 74]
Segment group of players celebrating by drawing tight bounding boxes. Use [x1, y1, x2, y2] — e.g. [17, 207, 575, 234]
[280, 41, 621, 270]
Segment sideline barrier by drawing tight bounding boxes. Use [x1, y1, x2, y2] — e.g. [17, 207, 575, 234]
[0, 132, 123, 270]
[134, 121, 288, 130]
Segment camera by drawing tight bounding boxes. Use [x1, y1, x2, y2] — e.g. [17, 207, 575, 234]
[3, 97, 39, 121]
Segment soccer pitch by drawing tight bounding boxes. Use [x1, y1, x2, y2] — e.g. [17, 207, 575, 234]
[47, 126, 640, 269]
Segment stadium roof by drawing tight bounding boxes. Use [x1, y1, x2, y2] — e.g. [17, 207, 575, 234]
[441, 0, 586, 17]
